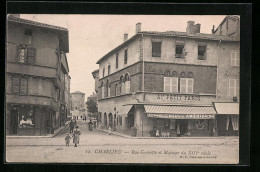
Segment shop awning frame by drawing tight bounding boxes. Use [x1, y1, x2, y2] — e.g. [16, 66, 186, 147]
[213, 102, 239, 115]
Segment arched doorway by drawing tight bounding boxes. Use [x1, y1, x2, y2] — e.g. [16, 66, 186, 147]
[104, 113, 107, 127]
[108, 113, 113, 128]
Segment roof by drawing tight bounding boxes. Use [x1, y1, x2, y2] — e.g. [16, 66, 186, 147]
[7, 15, 69, 53]
[96, 30, 239, 64]
[71, 91, 85, 95]
[213, 15, 240, 34]
[92, 69, 99, 74]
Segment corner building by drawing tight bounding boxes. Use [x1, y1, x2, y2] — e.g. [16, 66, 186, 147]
[96, 16, 240, 137]
[6, 15, 71, 135]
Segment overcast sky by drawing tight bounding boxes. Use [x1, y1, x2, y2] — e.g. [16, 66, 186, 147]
[20, 14, 226, 101]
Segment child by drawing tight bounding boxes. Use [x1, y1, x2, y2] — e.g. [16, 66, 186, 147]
[65, 133, 71, 146]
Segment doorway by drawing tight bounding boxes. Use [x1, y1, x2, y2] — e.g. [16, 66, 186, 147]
[177, 119, 188, 135]
[10, 109, 18, 134]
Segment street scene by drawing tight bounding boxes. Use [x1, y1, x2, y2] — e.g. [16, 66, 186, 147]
[6, 14, 240, 164]
[6, 119, 239, 164]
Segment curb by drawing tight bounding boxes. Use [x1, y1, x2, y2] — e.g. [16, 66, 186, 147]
[96, 128, 239, 139]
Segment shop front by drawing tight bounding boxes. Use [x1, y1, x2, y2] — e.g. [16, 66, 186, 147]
[144, 105, 217, 137]
[214, 102, 239, 136]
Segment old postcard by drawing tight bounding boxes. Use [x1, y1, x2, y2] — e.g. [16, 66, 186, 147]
[5, 14, 240, 164]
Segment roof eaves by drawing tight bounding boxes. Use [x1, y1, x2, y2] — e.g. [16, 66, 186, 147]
[96, 34, 141, 64]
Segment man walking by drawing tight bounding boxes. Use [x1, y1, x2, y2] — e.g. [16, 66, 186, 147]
[69, 119, 75, 134]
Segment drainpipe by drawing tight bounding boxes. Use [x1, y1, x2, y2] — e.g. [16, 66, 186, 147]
[141, 34, 144, 137]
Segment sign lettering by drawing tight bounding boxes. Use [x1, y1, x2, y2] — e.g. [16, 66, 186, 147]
[147, 113, 215, 119]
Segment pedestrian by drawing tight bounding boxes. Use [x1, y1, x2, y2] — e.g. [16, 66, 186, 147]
[65, 133, 71, 146]
[108, 126, 112, 135]
[69, 119, 75, 134]
[156, 129, 160, 137]
[177, 124, 181, 137]
[72, 126, 81, 147]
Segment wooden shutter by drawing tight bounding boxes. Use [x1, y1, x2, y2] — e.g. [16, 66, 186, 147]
[187, 78, 194, 93]
[12, 77, 20, 93]
[171, 77, 178, 93]
[20, 78, 28, 94]
[180, 78, 186, 93]
[235, 79, 239, 96]
[230, 51, 236, 66]
[27, 46, 35, 64]
[229, 79, 235, 96]
[164, 77, 171, 92]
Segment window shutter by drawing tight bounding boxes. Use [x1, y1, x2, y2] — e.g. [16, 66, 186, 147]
[164, 77, 171, 92]
[20, 78, 28, 94]
[27, 46, 35, 64]
[187, 79, 194, 93]
[102, 87, 104, 98]
[108, 87, 110, 97]
[180, 78, 186, 93]
[229, 79, 235, 96]
[235, 79, 239, 96]
[236, 52, 240, 67]
[171, 77, 178, 93]
[12, 77, 20, 93]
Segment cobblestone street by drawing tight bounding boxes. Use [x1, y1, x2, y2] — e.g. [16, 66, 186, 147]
[6, 120, 239, 164]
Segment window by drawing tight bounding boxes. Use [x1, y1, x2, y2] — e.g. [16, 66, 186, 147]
[152, 42, 161, 57]
[164, 77, 178, 93]
[12, 76, 28, 94]
[198, 45, 207, 60]
[108, 65, 111, 75]
[17, 45, 36, 64]
[117, 117, 119, 125]
[193, 119, 209, 130]
[119, 116, 122, 126]
[25, 30, 33, 45]
[18, 108, 35, 129]
[120, 76, 125, 95]
[230, 50, 240, 67]
[116, 53, 119, 68]
[102, 68, 105, 77]
[115, 84, 118, 96]
[180, 78, 194, 94]
[124, 49, 128, 64]
[101, 81, 104, 98]
[125, 74, 130, 94]
[175, 45, 184, 58]
[229, 79, 239, 97]
[106, 80, 110, 98]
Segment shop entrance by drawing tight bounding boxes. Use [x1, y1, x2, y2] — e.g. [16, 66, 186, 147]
[108, 113, 113, 128]
[10, 109, 18, 134]
[128, 112, 134, 128]
[177, 119, 188, 135]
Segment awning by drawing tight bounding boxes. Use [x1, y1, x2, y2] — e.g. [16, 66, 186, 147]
[118, 105, 133, 116]
[144, 105, 216, 119]
[214, 103, 239, 115]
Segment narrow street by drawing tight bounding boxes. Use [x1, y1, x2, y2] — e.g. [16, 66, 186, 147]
[6, 120, 239, 164]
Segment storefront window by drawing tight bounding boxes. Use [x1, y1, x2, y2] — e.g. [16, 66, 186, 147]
[153, 119, 170, 130]
[192, 119, 208, 130]
[18, 108, 35, 128]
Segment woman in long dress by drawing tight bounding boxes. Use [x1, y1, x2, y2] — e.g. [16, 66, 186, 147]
[73, 126, 81, 147]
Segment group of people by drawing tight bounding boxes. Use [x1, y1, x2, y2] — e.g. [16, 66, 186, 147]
[65, 119, 81, 147]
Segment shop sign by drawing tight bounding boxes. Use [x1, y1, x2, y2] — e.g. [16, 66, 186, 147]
[156, 94, 200, 101]
[147, 113, 215, 119]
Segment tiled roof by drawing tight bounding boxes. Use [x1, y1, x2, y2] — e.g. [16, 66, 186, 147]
[7, 15, 68, 32]
[139, 31, 239, 41]
[96, 30, 239, 64]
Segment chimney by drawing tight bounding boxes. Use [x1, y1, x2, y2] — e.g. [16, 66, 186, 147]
[186, 21, 195, 34]
[136, 23, 142, 34]
[212, 25, 215, 34]
[124, 33, 128, 42]
[193, 24, 201, 34]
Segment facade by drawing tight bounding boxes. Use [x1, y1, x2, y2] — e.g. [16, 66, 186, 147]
[6, 14, 71, 135]
[94, 16, 240, 137]
[70, 91, 85, 120]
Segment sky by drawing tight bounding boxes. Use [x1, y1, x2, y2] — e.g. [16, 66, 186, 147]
[20, 14, 226, 100]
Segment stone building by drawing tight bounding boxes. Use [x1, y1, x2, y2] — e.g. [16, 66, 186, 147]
[94, 16, 240, 137]
[70, 91, 85, 120]
[6, 14, 71, 135]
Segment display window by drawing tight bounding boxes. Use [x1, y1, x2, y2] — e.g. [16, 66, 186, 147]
[192, 119, 209, 130]
[18, 108, 35, 128]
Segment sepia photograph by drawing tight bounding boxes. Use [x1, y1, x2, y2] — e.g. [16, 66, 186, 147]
[5, 13, 241, 164]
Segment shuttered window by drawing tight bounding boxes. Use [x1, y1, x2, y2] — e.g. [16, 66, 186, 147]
[12, 77, 28, 94]
[17, 45, 36, 64]
[230, 50, 240, 67]
[229, 79, 239, 96]
[164, 77, 178, 93]
[180, 78, 194, 94]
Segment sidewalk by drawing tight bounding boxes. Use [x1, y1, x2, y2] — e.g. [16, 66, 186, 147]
[6, 121, 70, 138]
[96, 128, 239, 139]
